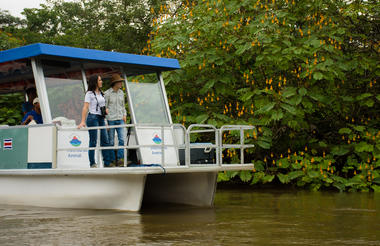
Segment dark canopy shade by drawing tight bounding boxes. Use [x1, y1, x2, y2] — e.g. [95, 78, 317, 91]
[0, 43, 180, 73]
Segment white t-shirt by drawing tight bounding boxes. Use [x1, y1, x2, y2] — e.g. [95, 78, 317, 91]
[84, 91, 106, 115]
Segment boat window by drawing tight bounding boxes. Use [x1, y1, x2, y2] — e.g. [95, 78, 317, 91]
[82, 63, 122, 91]
[0, 59, 35, 126]
[127, 75, 169, 124]
[0, 59, 34, 94]
[82, 64, 131, 121]
[41, 60, 84, 124]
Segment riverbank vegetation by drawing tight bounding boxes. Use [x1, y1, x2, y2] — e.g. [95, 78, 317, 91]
[1, 0, 379, 191]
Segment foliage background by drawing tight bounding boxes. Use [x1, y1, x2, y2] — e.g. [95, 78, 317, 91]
[0, 0, 379, 191]
[146, 0, 380, 191]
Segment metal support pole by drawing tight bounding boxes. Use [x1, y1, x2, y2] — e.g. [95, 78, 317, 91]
[215, 129, 220, 166]
[97, 128, 102, 168]
[161, 126, 165, 166]
[124, 128, 127, 167]
[219, 129, 223, 166]
[240, 127, 244, 164]
[158, 72, 172, 124]
[31, 58, 52, 123]
[81, 66, 88, 91]
[185, 127, 190, 166]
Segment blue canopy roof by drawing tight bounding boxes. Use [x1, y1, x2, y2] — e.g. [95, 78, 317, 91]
[0, 43, 180, 72]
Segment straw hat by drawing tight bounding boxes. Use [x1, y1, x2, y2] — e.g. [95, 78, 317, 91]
[110, 74, 124, 86]
[33, 98, 39, 104]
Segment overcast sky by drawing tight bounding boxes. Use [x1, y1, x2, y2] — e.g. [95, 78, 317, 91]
[0, 0, 74, 18]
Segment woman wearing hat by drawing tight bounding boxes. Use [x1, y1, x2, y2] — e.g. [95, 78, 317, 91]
[104, 73, 127, 165]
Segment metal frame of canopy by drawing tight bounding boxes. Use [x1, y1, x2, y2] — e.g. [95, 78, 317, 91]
[0, 43, 180, 124]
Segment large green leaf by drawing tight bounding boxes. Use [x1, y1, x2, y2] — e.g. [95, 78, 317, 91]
[356, 93, 372, 101]
[313, 72, 324, 80]
[298, 87, 307, 96]
[254, 161, 265, 171]
[271, 110, 284, 121]
[280, 103, 297, 115]
[256, 102, 276, 113]
[195, 114, 209, 123]
[262, 174, 275, 183]
[217, 172, 229, 182]
[282, 87, 298, 98]
[371, 185, 380, 192]
[277, 173, 290, 184]
[287, 95, 303, 106]
[256, 140, 271, 149]
[331, 145, 350, 156]
[361, 99, 374, 107]
[288, 171, 304, 180]
[251, 171, 265, 185]
[307, 171, 320, 178]
[338, 128, 352, 134]
[239, 170, 253, 182]
[352, 125, 365, 132]
[355, 142, 374, 153]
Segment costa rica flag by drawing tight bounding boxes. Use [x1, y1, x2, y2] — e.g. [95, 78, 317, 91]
[3, 138, 12, 149]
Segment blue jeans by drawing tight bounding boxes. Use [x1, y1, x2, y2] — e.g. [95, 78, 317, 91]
[108, 120, 125, 161]
[86, 113, 112, 166]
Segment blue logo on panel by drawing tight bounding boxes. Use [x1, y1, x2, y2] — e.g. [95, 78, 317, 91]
[70, 136, 81, 147]
[152, 134, 162, 144]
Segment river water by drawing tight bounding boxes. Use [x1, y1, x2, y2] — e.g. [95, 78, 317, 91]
[0, 189, 379, 245]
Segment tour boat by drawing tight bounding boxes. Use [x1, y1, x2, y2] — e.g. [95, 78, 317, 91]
[0, 43, 254, 211]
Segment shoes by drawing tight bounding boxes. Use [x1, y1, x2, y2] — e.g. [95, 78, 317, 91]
[117, 159, 125, 167]
[105, 162, 116, 167]
[90, 164, 97, 168]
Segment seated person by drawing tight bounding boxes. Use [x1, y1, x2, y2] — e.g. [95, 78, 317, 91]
[22, 87, 37, 115]
[21, 98, 43, 125]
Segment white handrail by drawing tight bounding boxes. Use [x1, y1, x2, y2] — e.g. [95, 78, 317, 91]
[219, 125, 255, 165]
[186, 124, 218, 166]
[56, 123, 255, 168]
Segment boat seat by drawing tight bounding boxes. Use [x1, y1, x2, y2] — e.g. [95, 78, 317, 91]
[52, 117, 76, 127]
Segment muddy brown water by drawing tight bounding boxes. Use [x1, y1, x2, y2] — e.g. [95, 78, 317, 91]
[0, 189, 379, 245]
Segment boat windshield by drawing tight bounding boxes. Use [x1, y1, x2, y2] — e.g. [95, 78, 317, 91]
[127, 76, 169, 124]
[42, 60, 84, 124]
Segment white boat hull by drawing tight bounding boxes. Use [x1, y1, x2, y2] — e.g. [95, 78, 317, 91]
[0, 171, 146, 211]
[0, 165, 253, 211]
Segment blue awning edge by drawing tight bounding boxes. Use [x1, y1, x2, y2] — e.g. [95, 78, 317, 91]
[0, 43, 180, 71]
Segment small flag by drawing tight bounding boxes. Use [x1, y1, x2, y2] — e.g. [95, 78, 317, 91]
[3, 138, 13, 150]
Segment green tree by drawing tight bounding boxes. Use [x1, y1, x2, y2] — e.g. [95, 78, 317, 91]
[149, 0, 380, 191]
[1, 0, 168, 125]
[13, 0, 169, 53]
[0, 10, 24, 50]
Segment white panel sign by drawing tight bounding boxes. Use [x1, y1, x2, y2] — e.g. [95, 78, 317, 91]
[57, 130, 91, 169]
[136, 127, 178, 166]
[28, 126, 56, 165]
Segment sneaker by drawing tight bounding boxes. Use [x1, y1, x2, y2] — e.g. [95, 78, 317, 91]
[105, 162, 116, 167]
[90, 164, 97, 168]
[117, 159, 125, 167]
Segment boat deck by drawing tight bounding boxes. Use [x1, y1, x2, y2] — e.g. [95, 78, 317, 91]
[0, 164, 253, 176]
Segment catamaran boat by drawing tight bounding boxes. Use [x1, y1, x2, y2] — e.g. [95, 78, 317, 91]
[0, 43, 254, 211]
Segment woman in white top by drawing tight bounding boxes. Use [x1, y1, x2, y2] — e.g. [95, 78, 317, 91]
[78, 74, 112, 167]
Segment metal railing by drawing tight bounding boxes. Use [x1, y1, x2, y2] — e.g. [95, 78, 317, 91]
[219, 125, 256, 165]
[186, 124, 219, 166]
[56, 123, 255, 168]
